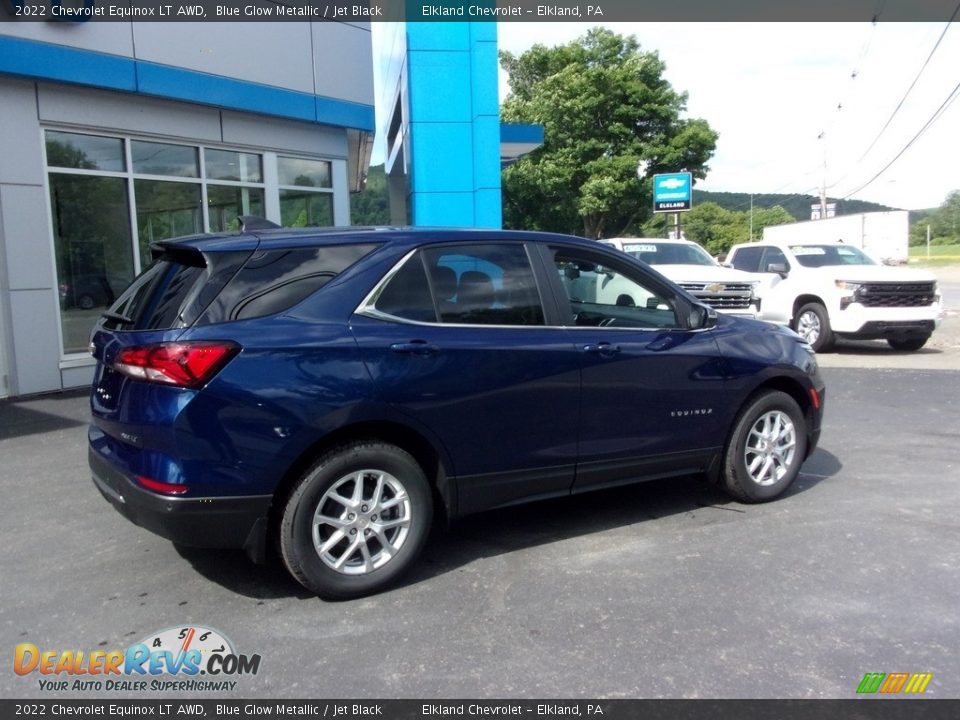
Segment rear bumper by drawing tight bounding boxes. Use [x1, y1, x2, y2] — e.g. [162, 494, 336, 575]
[89, 446, 271, 555]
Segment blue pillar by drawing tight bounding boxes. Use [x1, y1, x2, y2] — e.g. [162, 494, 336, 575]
[405, 22, 502, 228]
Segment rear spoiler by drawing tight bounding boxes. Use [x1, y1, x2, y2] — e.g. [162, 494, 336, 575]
[148, 218, 275, 261]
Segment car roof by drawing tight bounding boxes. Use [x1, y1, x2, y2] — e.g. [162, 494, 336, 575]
[154, 226, 602, 254]
[730, 239, 851, 254]
[609, 237, 693, 246]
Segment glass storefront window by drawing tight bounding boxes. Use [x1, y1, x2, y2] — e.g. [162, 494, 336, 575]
[278, 157, 331, 188]
[280, 190, 333, 228]
[44, 130, 335, 355]
[48, 173, 134, 353]
[208, 185, 265, 232]
[132, 141, 199, 177]
[134, 180, 202, 259]
[46, 131, 125, 172]
[205, 149, 263, 183]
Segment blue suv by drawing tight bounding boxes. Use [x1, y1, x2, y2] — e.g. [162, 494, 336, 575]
[89, 226, 825, 599]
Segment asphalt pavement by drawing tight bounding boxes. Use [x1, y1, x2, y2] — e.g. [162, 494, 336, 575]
[2, 265, 959, 700]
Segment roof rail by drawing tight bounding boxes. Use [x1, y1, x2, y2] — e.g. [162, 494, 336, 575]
[238, 216, 281, 232]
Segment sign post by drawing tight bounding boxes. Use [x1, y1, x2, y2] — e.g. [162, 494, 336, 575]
[652, 172, 693, 239]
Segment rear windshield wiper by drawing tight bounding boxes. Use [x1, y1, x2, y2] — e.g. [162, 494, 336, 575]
[101, 311, 134, 325]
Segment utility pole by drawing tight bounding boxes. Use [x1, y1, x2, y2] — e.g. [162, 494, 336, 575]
[749, 194, 754, 240]
[818, 130, 828, 220]
[927, 223, 931, 260]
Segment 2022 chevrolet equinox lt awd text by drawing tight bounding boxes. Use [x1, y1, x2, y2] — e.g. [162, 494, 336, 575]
[89, 227, 825, 599]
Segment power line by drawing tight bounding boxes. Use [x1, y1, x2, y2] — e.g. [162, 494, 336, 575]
[839, 75, 960, 200]
[855, 3, 960, 165]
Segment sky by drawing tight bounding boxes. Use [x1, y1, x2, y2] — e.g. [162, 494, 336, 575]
[373, 22, 960, 212]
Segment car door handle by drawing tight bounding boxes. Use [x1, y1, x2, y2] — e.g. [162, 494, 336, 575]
[582, 342, 621, 357]
[389, 340, 439, 356]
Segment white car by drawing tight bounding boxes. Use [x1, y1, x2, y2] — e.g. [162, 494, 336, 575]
[726, 239, 943, 352]
[601, 238, 761, 319]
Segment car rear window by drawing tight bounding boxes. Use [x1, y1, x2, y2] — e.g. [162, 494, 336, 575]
[105, 243, 378, 331]
[104, 250, 244, 332]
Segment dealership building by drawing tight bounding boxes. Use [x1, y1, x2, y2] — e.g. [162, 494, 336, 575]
[0, 17, 540, 399]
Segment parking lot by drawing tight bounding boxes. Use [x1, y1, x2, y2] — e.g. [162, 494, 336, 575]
[2, 266, 958, 700]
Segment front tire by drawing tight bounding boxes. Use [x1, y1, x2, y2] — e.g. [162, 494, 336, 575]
[279, 442, 433, 600]
[721, 391, 808, 503]
[887, 336, 929, 352]
[793, 302, 834, 352]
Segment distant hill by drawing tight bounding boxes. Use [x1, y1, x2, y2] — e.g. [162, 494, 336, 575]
[692, 190, 895, 222]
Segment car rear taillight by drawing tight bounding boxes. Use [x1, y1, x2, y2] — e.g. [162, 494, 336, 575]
[136, 475, 189, 496]
[113, 342, 239, 388]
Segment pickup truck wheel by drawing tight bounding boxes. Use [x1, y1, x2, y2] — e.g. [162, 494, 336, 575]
[794, 302, 834, 352]
[722, 391, 808, 503]
[279, 442, 433, 600]
[887, 336, 929, 352]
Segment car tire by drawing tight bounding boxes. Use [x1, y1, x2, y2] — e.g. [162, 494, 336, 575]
[279, 441, 433, 600]
[793, 302, 833, 352]
[721, 390, 808, 503]
[887, 336, 929, 352]
[78, 294, 96, 310]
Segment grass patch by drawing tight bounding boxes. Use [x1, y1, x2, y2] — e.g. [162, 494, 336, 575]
[908, 244, 960, 266]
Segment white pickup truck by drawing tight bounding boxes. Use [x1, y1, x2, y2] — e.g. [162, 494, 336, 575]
[601, 238, 761, 319]
[726, 239, 943, 352]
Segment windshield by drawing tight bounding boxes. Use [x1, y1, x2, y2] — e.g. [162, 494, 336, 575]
[623, 242, 716, 266]
[789, 244, 877, 268]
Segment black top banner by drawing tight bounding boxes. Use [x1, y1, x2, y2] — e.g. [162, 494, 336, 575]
[3, 0, 960, 22]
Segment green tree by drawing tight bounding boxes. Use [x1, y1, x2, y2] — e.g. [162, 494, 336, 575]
[910, 190, 960, 246]
[500, 28, 718, 239]
[350, 164, 390, 225]
[674, 203, 794, 256]
[677, 203, 744, 256]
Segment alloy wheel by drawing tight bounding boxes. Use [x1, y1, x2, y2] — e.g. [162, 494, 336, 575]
[312, 470, 411, 575]
[743, 410, 797, 487]
[796, 310, 821, 345]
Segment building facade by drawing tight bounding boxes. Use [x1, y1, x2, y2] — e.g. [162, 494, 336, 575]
[0, 20, 374, 398]
[377, 22, 542, 228]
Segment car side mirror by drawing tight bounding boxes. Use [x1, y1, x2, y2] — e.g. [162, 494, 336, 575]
[687, 302, 718, 330]
[766, 262, 788, 277]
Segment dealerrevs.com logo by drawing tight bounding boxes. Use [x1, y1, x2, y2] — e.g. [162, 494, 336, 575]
[14, 626, 261, 692]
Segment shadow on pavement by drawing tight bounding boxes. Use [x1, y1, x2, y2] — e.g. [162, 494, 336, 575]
[831, 340, 941, 355]
[171, 447, 842, 601]
[173, 544, 316, 601]
[0, 391, 89, 440]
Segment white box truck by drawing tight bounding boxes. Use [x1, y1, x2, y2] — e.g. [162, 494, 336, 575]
[762, 211, 909, 265]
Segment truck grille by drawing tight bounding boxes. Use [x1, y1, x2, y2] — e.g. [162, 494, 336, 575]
[858, 282, 937, 308]
[678, 282, 754, 310]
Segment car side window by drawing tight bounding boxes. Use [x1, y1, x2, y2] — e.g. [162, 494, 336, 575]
[730, 246, 763, 272]
[552, 250, 679, 329]
[373, 252, 438, 322]
[199, 244, 379, 323]
[761, 247, 791, 273]
[373, 243, 546, 326]
[422, 244, 545, 326]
